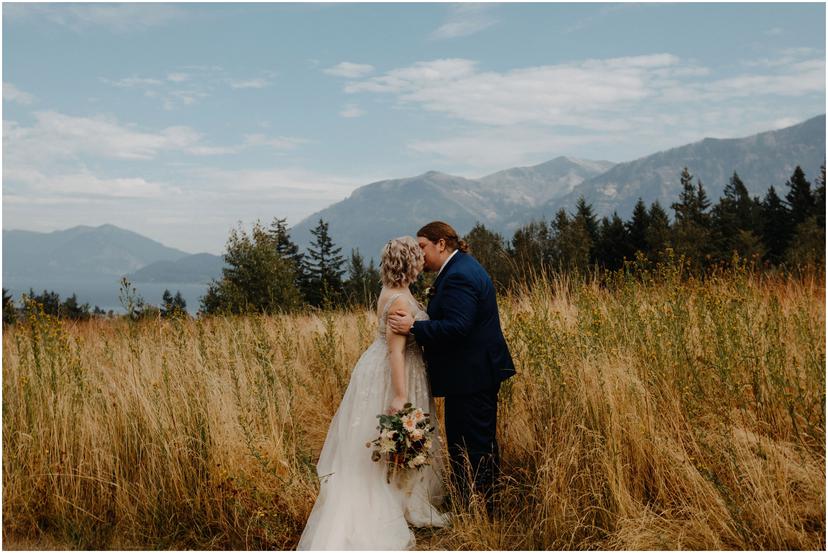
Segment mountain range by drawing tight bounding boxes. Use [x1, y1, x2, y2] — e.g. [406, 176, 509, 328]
[3, 114, 825, 288]
[291, 114, 825, 259]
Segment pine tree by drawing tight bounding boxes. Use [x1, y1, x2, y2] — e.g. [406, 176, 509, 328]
[595, 212, 633, 271]
[29, 288, 61, 317]
[815, 163, 826, 230]
[302, 219, 346, 307]
[784, 166, 816, 227]
[511, 219, 553, 279]
[269, 217, 306, 289]
[61, 293, 91, 321]
[573, 196, 600, 264]
[549, 207, 591, 275]
[670, 168, 713, 272]
[645, 200, 672, 262]
[344, 249, 380, 307]
[3, 288, 16, 326]
[626, 198, 651, 256]
[161, 289, 187, 318]
[759, 185, 793, 265]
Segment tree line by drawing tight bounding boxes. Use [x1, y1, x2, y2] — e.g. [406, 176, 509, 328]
[3, 163, 824, 324]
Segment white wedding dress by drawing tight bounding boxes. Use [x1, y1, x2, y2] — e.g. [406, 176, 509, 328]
[297, 292, 449, 551]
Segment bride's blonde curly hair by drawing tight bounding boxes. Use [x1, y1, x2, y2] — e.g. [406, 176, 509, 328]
[380, 236, 424, 287]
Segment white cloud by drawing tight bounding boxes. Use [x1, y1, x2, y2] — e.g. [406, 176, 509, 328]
[5, 167, 171, 200]
[3, 111, 311, 177]
[103, 67, 275, 108]
[181, 166, 368, 202]
[4, 112, 211, 162]
[230, 78, 270, 89]
[340, 104, 365, 118]
[4, 3, 185, 33]
[243, 134, 310, 150]
[346, 55, 680, 127]
[324, 62, 375, 78]
[4, 83, 34, 105]
[102, 76, 164, 88]
[430, 3, 497, 40]
[344, 53, 825, 129]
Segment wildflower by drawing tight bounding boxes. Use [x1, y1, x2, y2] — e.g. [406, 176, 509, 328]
[411, 428, 424, 442]
[402, 416, 417, 432]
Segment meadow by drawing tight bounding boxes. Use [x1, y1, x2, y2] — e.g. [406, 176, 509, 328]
[3, 254, 825, 550]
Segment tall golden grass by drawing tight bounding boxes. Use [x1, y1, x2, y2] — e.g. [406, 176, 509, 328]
[3, 255, 825, 549]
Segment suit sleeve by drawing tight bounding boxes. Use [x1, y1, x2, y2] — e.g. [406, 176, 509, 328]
[411, 271, 477, 347]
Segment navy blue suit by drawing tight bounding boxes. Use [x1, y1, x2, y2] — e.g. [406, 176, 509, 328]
[410, 250, 515, 509]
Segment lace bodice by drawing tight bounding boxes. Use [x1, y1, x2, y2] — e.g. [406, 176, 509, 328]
[377, 292, 428, 344]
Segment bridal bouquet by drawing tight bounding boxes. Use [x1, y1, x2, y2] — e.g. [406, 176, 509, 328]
[367, 403, 435, 483]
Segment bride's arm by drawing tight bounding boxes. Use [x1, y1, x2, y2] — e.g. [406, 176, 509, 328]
[385, 296, 410, 413]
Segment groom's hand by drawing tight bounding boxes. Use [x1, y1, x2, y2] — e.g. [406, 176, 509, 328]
[388, 310, 414, 335]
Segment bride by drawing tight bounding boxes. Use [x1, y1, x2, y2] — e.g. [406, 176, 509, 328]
[297, 236, 449, 550]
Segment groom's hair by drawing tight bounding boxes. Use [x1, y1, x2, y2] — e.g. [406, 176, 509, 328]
[417, 221, 469, 253]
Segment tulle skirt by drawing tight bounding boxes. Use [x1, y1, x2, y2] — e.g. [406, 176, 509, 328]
[297, 339, 448, 550]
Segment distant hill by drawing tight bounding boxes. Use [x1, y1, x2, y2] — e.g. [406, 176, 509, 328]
[3, 115, 824, 285]
[2, 224, 190, 282]
[536, 114, 826, 222]
[126, 253, 226, 284]
[290, 157, 613, 260]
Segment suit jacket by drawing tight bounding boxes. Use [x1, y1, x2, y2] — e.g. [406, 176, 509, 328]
[411, 251, 516, 397]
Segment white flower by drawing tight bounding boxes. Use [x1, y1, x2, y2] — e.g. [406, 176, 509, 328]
[413, 409, 425, 423]
[383, 430, 397, 439]
[424, 438, 433, 450]
[402, 416, 417, 432]
[379, 438, 396, 454]
[411, 428, 424, 442]
[412, 454, 427, 467]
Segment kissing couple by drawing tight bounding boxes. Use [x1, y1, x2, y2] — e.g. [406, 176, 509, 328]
[298, 221, 516, 550]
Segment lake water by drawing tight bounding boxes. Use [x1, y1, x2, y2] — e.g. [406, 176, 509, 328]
[3, 279, 210, 315]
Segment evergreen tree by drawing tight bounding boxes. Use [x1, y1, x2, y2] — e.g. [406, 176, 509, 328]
[784, 166, 816, 227]
[344, 249, 381, 307]
[573, 197, 600, 241]
[815, 163, 826, 230]
[759, 185, 793, 265]
[553, 209, 591, 275]
[595, 212, 633, 271]
[645, 200, 672, 263]
[28, 288, 61, 316]
[3, 288, 16, 326]
[302, 219, 346, 307]
[670, 168, 713, 272]
[626, 198, 651, 256]
[510, 219, 553, 279]
[201, 220, 302, 314]
[60, 293, 91, 321]
[161, 289, 187, 318]
[463, 223, 512, 289]
[269, 217, 306, 289]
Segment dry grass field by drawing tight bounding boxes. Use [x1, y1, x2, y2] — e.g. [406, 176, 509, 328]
[3, 255, 825, 550]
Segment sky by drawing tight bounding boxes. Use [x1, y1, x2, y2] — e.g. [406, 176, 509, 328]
[2, 2, 826, 255]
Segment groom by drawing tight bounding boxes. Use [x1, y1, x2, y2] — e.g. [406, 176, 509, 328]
[388, 221, 516, 514]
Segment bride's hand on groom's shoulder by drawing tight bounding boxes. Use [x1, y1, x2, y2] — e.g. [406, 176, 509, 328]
[388, 310, 414, 335]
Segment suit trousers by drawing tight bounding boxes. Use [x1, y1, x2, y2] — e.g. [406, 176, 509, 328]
[443, 382, 501, 513]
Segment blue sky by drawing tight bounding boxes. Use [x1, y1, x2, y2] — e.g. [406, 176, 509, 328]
[3, 2, 825, 254]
